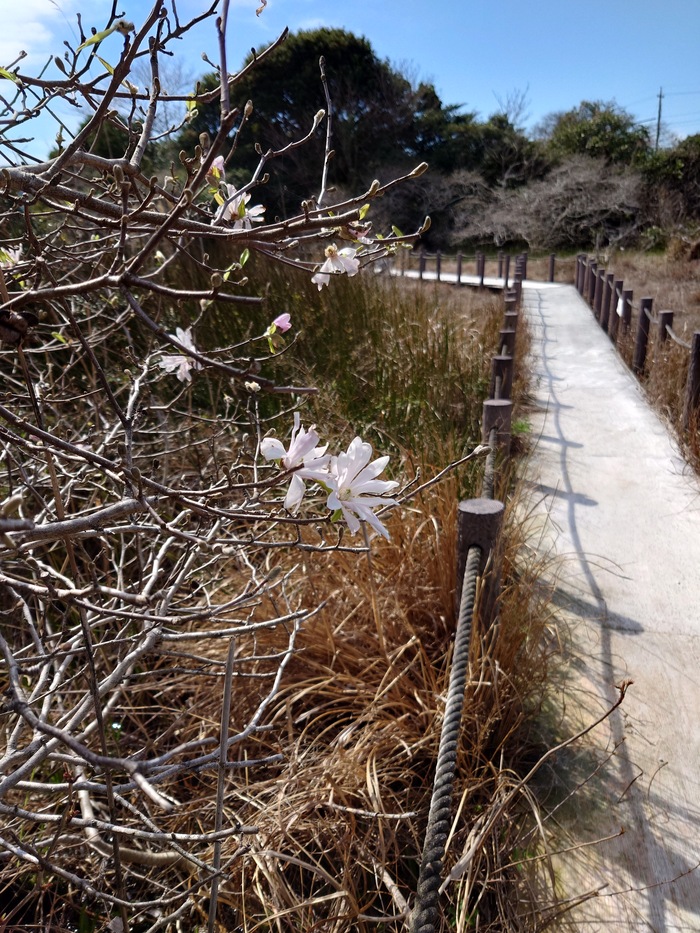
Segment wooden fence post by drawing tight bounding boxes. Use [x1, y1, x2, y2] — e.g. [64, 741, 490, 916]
[593, 268, 604, 319]
[580, 254, 589, 292]
[633, 297, 653, 374]
[587, 261, 598, 304]
[658, 310, 673, 344]
[499, 328, 516, 355]
[580, 254, 589, 293]
[549, 253, 556, 283]
[600, 272, 614, 332]
[503, 310, 519, 332]
[682, 331, 700, 429]
[418, 248, 426, 280]
[436, 251, 442, 282]
[456, 499, 505, 626]
[482, 399, 513, 452]
[456, 253, 462, 285]
[497, 252, 504, 279]
[490, 354, 514, 400]
[503, 254, 511, 289]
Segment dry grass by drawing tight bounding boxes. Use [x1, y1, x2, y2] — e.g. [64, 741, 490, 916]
[182, 480, 558, 932]
[604, 249, 700, 333]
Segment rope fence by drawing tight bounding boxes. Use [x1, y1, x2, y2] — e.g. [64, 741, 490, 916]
[409, 273, 524, 931]
[575, 255, 700, 429]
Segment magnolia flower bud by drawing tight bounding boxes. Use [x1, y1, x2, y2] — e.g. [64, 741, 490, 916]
[410, 162, 429, 178]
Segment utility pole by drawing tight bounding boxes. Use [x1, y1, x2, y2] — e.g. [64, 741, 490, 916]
[655, 86, 664, 151]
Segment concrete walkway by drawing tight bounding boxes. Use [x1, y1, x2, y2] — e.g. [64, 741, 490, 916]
[522, 283, 700, 932]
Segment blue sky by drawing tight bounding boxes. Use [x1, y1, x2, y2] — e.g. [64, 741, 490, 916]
[4, 0, 700, 157]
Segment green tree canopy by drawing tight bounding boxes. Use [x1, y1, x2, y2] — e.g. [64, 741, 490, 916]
[642, 133, 700, 223]
[407, 83, 482, 173]
[478, 113, 549, 187]
[538, 100, 651, 165]
[180, 28, 429, 218]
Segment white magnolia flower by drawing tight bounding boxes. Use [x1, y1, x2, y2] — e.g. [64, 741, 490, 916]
[205, 155, 226, 190]
[261, 412, 330, 512]
[327, 436, 398, 539]
[215, 184, 265, 229]
[311, 244, 360, 290]
[158, 327, 203, 383]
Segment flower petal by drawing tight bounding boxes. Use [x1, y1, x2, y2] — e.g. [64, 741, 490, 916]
[284, 473, 306, 512]
[260, 437, 287, 461]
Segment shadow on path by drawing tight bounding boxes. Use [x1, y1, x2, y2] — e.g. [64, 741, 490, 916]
[524, 285, 700, 932]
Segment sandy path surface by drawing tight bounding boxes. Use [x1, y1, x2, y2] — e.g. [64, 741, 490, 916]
[522, 283, 700, 931]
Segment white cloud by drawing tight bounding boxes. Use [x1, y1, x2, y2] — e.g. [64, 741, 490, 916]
[0, 0, 87, 67]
